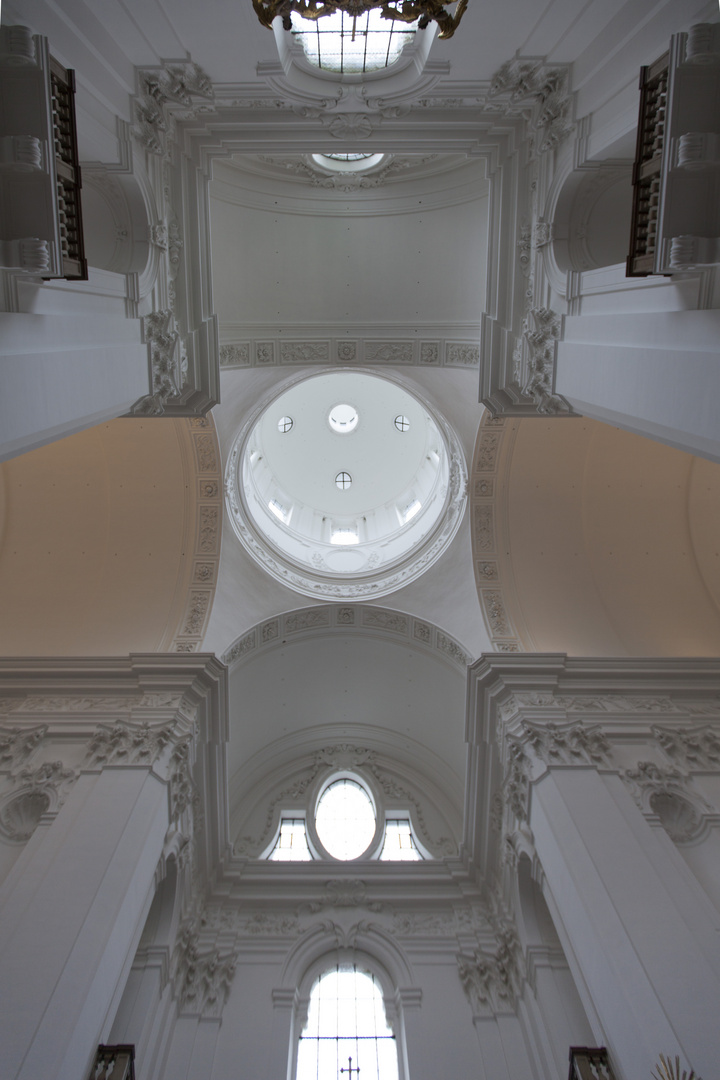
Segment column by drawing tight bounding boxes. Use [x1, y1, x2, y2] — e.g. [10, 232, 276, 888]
[0, 766, 169, 1080]
[555, 309, 720, 464]
[0, 307, 149, 462]
[530, 765, 720, 1080]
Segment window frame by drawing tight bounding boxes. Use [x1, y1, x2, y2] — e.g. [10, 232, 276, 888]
[261, 768, 431, 862]
[289, 949, 411, 1080]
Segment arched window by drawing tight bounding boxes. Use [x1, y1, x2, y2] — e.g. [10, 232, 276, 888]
[265, 771, 426, 861]
[297, 965, 399, 1080]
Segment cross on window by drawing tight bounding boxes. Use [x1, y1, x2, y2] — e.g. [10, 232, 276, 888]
[340, 1057, 360, 1078]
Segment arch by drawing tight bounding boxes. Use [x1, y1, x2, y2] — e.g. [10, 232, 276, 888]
[277, 919, 418, 1080]
[549, 163, 633, 274]
[223, 603, 472, 675]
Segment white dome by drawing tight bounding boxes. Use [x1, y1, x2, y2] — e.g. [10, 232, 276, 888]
[225, 370, 467, 599]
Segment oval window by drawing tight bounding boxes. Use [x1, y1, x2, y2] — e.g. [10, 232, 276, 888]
[315, 777, 376, 859]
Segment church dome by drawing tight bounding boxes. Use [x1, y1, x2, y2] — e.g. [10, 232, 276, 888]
[225, 369, 467, 599]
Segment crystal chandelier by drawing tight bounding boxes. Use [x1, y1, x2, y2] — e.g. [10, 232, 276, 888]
[252, 0, 468, 41]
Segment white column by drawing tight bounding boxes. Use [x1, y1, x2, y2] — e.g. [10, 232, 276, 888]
[0, 766, 169, 1080]
[0, 309, 148, 461]
[555, 309, 720, 463]
[530, 766, 720, 1080]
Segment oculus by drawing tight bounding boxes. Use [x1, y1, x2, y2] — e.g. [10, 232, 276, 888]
[225, 369, 467, 600]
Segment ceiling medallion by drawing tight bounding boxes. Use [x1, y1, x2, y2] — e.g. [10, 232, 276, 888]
[225, 369, 467, 600]
[252, 0, 468, 40]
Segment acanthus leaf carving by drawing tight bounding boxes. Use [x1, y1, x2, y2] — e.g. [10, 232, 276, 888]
[173, 917, 236, 1018]
[0, 724, 47, 771]
[520, 720, 612, 768]
[135, 62, 214, 155]
[512, 307, 568, 416]
[85, 720, 175, 769]
[488, 60, 573, 155]
[132, 309, 189, 416]
[652, 724, 720, 769]
[457, 923, 523, 1018]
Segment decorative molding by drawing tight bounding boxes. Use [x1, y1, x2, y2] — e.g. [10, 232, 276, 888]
[488, 60, 573, 155]
[131, 309, 189, 417]
[511, 306, 569, 416]
[170, 417, 222, 653]
[457, 924, 523, 1018]
[0, 724, 47, 771]
[225, 371, 468, 601]
[392, 904, 489, 937]
[223, 605, 472, 673]
[622, 761, 713, 844]
[219, 335, 480, 369]
[234, 741, 455, 860]
[173, 917, 236, 1019]
[0, 760, 77, 842]
[652, 724, 720, 769]
[470, 413, 521, 651]
[308, 879, 383, 913]
[520, 720, 612, 768]
[84, 720, 176, 768]
[134, 62, 214, 157]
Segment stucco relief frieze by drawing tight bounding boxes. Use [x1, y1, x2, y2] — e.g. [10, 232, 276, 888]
[470, 413, 521, 651]
[219, 335, 480, 369]
[223, 606, 471, 673]
[170, 417, 222, 654]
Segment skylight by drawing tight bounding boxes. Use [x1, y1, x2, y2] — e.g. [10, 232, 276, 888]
[290, 8, 419, 74]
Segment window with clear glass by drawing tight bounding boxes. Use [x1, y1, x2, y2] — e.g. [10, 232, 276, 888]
[380, 819, 422, 860]
[296, 966, 398, 1080]
[291, 8, 418, 74]
[315, 778, 376, 858]
[269, 819, 312, 861]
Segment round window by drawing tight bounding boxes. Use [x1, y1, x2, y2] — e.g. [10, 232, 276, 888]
[328, 403, 359, 434]
[315, 777, 376, 859]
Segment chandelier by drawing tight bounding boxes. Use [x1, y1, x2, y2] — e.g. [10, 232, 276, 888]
[252, 0, 469, 41]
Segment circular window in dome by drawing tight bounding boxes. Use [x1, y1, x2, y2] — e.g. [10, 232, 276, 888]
[328, 403, 359, 434]
[225, 370, 467, 600]
[394, 414, 410, 432]
[315, 777, 376, 859]
[278, 415, 294, 433]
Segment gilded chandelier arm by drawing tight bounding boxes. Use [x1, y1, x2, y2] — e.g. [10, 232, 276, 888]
[251, 0, 469, 37]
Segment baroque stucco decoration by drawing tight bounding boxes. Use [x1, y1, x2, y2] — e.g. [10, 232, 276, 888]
[223, 604, 472, 673]
[170, 417, 222, 655]
[470, 412, 522, 651]
[232, 740, 457, 860]
[219, 336, 479, 369]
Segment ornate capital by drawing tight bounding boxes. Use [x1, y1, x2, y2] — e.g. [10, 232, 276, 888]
[173, 917, 236, 1019]
[457, 924, 523, 1018]
[652, 724, 720, 770]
